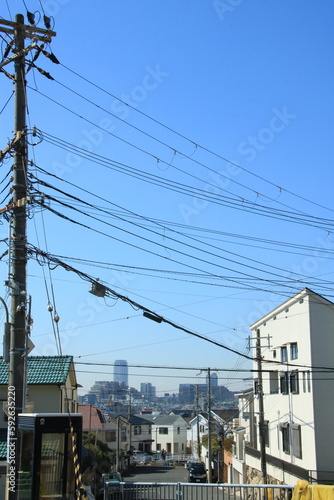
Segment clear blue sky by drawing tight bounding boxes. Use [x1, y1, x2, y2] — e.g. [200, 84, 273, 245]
[1, 1, 334, 398]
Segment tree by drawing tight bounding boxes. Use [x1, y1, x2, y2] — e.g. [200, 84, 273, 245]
[201, 430, 233, 456]
[82, 432, 112, 474]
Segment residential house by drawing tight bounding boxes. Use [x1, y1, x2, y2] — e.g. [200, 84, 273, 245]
[144, 414, 188, 455]
[0, 355, 79, 497]
[130, 415, 153, 453]
[231, 387, 254, 483]
[79, 405, 134, 473]
[79, 404, 107, 440]
[0, 355, 79, 417]
[188, 409, 238, 458]
[231, 288, 334, 485]
[188, 409, 238, 479]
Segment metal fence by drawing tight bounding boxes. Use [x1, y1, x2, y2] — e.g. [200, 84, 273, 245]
[104, 481, 294, 500]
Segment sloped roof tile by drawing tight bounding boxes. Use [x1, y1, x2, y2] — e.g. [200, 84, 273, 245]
[0, 355, 74, 385]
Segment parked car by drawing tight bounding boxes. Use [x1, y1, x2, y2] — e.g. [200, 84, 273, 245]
[185, 460, 196, 470]
[132, 451, 151, 463]
[188, 463, 207, 483]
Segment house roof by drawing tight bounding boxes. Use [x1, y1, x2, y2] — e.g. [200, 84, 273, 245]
[130, 415, 153, 426]
[250, 288, 334, 329]
[79, 405, 106, 431]
[212, 409, 239, 422]
[0, 429, 7, 460]
[0, 355, 75, 385]
[143, 415, 185, 426]
[235, 387, 253, 397]
[190, 409, 239, 425]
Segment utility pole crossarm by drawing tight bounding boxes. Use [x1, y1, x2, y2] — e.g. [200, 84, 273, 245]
[0, 197, 32, 215]
[0, 130, 26, 159]
[0, 18, 56, 40]
[0, 43, 38, 68]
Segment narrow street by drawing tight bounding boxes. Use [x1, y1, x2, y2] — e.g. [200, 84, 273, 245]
[123, 463, 188, 483]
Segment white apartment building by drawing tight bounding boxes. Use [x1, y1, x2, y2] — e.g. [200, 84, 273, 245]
[232, 288, 334, 485]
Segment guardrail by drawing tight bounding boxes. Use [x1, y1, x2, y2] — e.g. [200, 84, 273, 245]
[104, 481, 294, 500]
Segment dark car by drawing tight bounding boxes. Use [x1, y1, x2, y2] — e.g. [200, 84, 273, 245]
[188, 463, 207, 483]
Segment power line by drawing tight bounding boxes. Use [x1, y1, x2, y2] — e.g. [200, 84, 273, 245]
[30, 165, 334, 288]
[58, 62, 334, 216]
[34, 129, 334, 232]
[26, 244, 256, 361]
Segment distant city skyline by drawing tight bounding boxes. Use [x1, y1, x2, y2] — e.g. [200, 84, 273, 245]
[114, 359, 128, 386]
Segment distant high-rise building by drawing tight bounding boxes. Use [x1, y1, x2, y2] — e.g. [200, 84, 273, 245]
[207, 372, 218, 387]
[114, 360, 128, 386]
[140, 382, 156, 401]
[179, 384, 196, 405]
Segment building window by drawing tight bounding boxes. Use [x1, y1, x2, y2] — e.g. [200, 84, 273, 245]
[269, 371, 279, 394]
[290, 371, 299, 394]
[280, 372, 289, 394]
[159, 427, 168, 435]
[273, 350, 276, 359]
[106, 430, 115, 442]
[281, 346, 288, 363]
[157, 443, 161, 451]
[292, 425, 302, 459]
[307, 371, 311, 392]
[134, 426, 141, 435]
[281, 424, 290, 454]
[264, 420, 269, 447]
[177, 427, 180, 434]
[290, 343, 298, 360]
[199, 425, 205, 433]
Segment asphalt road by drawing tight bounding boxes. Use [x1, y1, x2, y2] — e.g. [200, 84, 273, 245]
[123, 463, 189, 483]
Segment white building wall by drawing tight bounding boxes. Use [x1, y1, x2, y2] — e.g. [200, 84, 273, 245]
[189, 415, 208, 458]
[151, 418, 187, 455]
[308, 294, 334, 472]
[249, 289, 334, 482]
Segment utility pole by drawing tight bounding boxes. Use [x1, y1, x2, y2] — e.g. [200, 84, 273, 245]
[0, 15, 56, 499]
[6, 14, 28, 499]
[196, 385, 201, 460]
[256, 328, 267, 484]
[207, 367, 212, 483]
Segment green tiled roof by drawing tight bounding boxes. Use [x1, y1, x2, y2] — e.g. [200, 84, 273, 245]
[0, 355, 73, 385]
[0, 429, 7, 459]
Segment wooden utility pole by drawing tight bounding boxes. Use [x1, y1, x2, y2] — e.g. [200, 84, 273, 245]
[256, 328, 267, 484]
[196, 385, 201, 460]
[7, 15, 28, 498]
[0, 15, 56, 499]
[207, 368, 212, 483]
